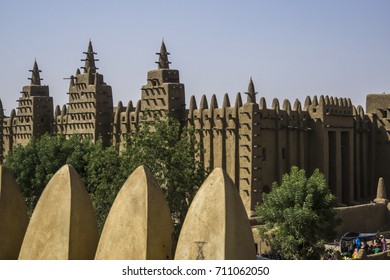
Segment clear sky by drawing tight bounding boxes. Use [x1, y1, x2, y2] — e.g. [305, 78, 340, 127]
[0, 0, 389, 114]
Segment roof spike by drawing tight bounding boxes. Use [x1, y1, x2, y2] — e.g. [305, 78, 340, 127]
[0, 99, 3, 117]
[293, 99, 302, 112]
[245, 77, 257, 104]
[235, 92, 243, 108]
[357, 105, 365, 118]
[319, 95, 325, 106]
[282, 99, 292, 115]
[61, 104, 67, 115]
[347, 98, 352, 108]
[312, 95, 319, 107]
[325, 95, 330, 105]
[156, 39, 171, 69]
[55, 105, 61, 117]
[272, 98, 280, 111]
[303, 96, 311, 111]
[189, 95, 197, 113]
[135, 100, 141, 112]
[127, 100, 134, 110]
[10, 109, 16, 118]
[222, 93, 231, 108]
[259, 97, 267, 110]
[29, 60, 42, 85]
[69, 75, 75, 87]
[334, 97, 339, 106]
[82, 40, 97, 73]
[352, 105, 357, 116]
[210, 94, 218, 109]
[200, 95, 208, 110]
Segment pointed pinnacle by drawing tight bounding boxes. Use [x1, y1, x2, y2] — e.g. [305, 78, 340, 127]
[222, 93, 231, 108]
[189, 95, 197, 112]
[235, 92, 243, 108]
[210, 94, 218, 109]
[156, 39, 171, 69]
[200, 95, 208, 110]
[29, 60, 42, 85]
[83, 40, 97, 73]
[245, 77, 257, 104]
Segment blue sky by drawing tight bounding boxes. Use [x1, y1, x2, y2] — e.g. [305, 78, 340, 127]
[0, 0, 389, 114]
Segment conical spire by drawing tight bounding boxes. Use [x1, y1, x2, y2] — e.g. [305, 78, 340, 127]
[69, 75, 75, 87]
[235, 92, 243, 108]
[0, 99, 3, 117]
[156, 39, 171, 69]
[29, 60, 42, 85]
[55, 105, 61, 118]
[82, 40, 98, 73]
[374, 177, 388, 203]
[210, 94, 218, 109]
[200, 95, 208, 110]
[222, 94, 231, 108]
[189, 95, 197, 113]
[245, 77, 257, 104]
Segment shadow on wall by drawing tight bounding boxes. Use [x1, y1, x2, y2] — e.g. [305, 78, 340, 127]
[335, 177, 390, 237]
[0, 165, 256, 260]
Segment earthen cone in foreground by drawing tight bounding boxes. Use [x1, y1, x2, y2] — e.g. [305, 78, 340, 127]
[18, 164, 99, 259]
[95, 165, 174, 260]
[0, 166, 29, 259]
[175, 168, 256, 260]
[374, 177, 388, 204]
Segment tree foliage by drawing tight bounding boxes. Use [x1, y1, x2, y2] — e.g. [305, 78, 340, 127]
[121, 116, 207, 237]
[5, 134, 92, 213]
[256, 166, 340, 260]
[5, 116, 206, 237]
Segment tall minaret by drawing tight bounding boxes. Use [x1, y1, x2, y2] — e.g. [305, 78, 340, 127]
[140, 40, 185, 122]
[13, 60, 53, 149]
[63, 41, 113, 147]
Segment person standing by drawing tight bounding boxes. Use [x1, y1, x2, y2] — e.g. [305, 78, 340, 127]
[380, 235, 387, 252]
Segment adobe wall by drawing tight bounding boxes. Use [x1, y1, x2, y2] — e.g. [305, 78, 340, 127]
[335, 202, 390, 236]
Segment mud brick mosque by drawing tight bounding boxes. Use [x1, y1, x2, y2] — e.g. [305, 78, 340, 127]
[1, 40, 389, 216]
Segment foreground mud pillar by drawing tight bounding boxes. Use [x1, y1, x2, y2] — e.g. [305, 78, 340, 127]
[374, 177, 388, 204]
[95, 166, 174, 260]
[175, 168, 256, 260]
[19, 165, 99, 259]
[0, 166, 29, 259]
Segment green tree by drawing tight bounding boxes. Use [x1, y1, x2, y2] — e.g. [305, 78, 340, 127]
[85, 141, 124, 231]
[5, 134, 91, 213]
[5, 116, 207, 237]
[121, 116, 207, 238]
[256, 166, 340, 260]
[4, 134, 123, 230]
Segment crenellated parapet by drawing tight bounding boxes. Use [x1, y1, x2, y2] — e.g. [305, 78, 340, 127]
[183, 76, 387, 212]
[1, 40, 389, 216]
[306, 95, 354, 128]
[186, 79, 328, 214]
[112, 100, 138, 152]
